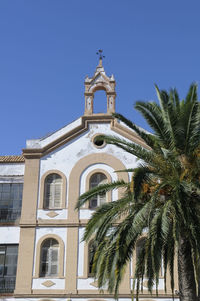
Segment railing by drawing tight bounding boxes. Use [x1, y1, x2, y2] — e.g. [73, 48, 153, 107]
[0, 209, 21, 223]
[0, 277, 16, 293]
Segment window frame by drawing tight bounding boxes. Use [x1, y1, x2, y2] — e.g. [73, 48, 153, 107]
[44, 174, 63, 209]
[0, 244, 18, 292]
[40, 238, 59, 277]
[39, 170, 67, 210]
[0, 183, 23, 222]
[84, 169, 112, 210]
[89, 172, 107, 209]
[35, 234, 65, 279]
[0, 183, 23, 209]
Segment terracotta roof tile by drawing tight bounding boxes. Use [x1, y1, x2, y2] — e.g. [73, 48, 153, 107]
[0, 155, 25, 163]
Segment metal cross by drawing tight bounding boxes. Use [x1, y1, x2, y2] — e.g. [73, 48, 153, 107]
[96, 49, 105, 60]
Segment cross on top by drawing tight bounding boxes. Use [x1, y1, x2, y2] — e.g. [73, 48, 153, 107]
[96, 49, 105, 60]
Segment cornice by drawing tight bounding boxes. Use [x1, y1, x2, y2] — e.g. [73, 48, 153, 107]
[22, 115, 148, 159]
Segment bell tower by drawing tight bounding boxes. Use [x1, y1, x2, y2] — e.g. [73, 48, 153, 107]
[84, 51, 116, 115]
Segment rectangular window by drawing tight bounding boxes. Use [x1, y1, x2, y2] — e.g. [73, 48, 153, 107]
[0, 245, 18, 293]
[0, 183, 23, 222]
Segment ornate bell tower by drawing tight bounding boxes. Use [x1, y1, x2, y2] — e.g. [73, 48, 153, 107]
[84, 51, 116, 115]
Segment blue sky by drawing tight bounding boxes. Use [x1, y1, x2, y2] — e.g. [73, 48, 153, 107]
[0, 0, 200, 155]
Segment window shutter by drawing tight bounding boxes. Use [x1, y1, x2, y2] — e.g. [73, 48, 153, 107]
[44, 174, 62, 209]
[54, 183, 61, 208]
[49, 248, 58, 276]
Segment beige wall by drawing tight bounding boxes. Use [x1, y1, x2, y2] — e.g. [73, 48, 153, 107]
[20, 158, 40, 225]
[15, 227, 35, 294]
[13, 130, 177, 299]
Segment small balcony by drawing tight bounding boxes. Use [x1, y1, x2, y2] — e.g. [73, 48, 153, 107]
[0, 277, 16, 293]
[0, 209, 21, 223]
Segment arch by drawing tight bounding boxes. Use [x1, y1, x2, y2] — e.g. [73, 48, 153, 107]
[35, 234, 64, 278]
[68, 153, 129, 221]
[88, 82, 112, 93]
[39, 170, 67, 209]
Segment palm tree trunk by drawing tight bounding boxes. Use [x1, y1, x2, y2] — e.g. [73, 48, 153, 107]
[178, 234, 197, 301]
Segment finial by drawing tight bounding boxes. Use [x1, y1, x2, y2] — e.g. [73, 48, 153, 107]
[96, 49, 105, 67]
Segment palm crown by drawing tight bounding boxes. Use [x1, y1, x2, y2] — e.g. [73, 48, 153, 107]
[76, 84, 200, 301]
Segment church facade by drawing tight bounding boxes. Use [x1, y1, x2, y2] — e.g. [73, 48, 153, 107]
[0, 60, 178, 301]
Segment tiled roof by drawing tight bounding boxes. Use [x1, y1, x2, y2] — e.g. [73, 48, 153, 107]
[0, 155, 25, 163]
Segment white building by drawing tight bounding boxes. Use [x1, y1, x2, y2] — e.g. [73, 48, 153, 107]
[0, 60, 178, 301]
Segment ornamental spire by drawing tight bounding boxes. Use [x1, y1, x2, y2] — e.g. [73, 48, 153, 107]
[96, 49, 105, 67]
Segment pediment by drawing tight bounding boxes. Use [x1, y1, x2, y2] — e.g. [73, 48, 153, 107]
[23, 115, 148, 159]
[90, 73, 109, 86]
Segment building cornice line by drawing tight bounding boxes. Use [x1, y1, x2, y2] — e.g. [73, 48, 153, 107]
[12, 293, 177, 298]
[22, 115, 148, 159]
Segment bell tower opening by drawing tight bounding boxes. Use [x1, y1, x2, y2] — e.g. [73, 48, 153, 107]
[93, 90, 107, 114]
[84, 53, 116, 116]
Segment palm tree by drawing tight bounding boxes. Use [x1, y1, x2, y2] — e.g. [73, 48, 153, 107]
[76, 84, 200, 301]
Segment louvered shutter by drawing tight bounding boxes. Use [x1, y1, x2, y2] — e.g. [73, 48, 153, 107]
[50, 248, 58, 276]
[44, 174, 62, 209]
[54, 182, 62, 208]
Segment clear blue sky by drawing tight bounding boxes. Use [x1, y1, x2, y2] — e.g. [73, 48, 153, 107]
[0, 0, 200, 155]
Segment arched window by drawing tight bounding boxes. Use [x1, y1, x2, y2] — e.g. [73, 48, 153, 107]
[40, 239, 59, 277]
[89, 173, 107, 209]
[88, 240, 96, 276]
[44, 174, 62, 209]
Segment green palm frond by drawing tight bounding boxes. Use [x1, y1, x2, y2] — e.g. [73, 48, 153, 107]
[83, 195, 132, 242]
[76, 180, 127, 209]
[76, 83, 200, 300]
[134, 100, 168, 145]
[113, 112, 156, 149]
[98, 134, 158, 164]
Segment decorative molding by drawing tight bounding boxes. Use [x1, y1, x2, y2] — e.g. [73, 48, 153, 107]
[41, 280, 56, 287]
[90, 281, 98, 288]
[23, 115, 147, 159]
[46, 211, 59, 218]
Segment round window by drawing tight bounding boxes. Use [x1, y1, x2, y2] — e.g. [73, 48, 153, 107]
[92, 135, 106, 148]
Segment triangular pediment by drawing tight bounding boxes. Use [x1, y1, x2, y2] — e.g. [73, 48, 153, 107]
[90, 73, 109, 86]
[23, 115, 148, 159]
